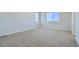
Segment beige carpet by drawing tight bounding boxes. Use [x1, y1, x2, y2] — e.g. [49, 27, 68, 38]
[0, 28, 78, 47]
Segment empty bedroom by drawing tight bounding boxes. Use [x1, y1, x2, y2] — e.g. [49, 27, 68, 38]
[0, 12, 79, 47]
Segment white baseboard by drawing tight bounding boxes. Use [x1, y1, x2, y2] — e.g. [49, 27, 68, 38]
[0, 25, 38, 37]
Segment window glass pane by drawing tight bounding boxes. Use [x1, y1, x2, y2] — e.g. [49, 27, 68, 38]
[47, 13, 52, 22]
[35, 13, 39, 22]
[52, 12, 60, 22]
[47, 12, 60, 22]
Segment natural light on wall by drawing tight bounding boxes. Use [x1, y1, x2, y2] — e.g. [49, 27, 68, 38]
[47, 12, 60, 22]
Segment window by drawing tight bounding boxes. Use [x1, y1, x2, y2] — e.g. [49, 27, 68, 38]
[35, 13, 39, 22]
[47, 12, 60, 22]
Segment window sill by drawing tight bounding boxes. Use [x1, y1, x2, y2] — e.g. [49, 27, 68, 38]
[47, 21, 59, 23]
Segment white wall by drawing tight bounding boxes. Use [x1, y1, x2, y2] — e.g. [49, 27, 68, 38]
[75, 12, 79, 45]
[41, 12, 72, 31]
[0, 12, 38, 36]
